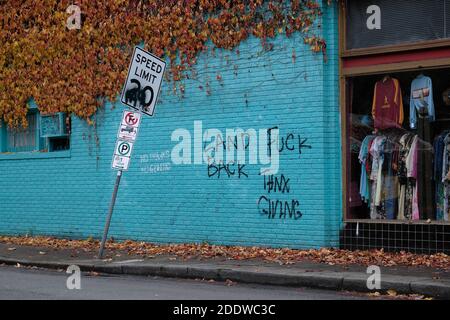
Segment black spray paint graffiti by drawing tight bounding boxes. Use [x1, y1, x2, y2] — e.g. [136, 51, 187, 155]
[206, 134, 250, 179]
[125, 79, 154, 109]
[263, 174, 290, 193]
[202, 126, 310, 221]
[258, 197, 302, 220]
[258, 173, 303, 220]
[208, 162, 248, 179]
[267, 127, 312, 158]
[203, 135, 251, 153]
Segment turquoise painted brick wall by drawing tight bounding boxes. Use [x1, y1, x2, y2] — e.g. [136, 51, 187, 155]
[0, 3, 341, 249]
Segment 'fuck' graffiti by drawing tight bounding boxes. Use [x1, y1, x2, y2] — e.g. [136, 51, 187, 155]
[267, 127, 312, 158]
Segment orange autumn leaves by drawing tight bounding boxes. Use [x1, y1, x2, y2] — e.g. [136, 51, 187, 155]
[0, 0, 325, 128]
[0, 235, 449, 270]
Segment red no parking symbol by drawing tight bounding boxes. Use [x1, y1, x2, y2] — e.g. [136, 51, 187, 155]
[122, 111, 141, 128]
[125, 112, 138, 126]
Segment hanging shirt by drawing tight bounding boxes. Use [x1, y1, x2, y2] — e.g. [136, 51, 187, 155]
[434, 134, 447, 182]
[406, 136, 420, 220]
[398, 133, 416, 220]
[442, 134, 450, 222]
[433, 134, 446, 220]
[406, 135, 418, 179]
[369, 136, 388, 220]
[369, 136, 386, 207]
[442, 134, 450, 185]
[359, 135, 376, 205]
[410, 74, 435, 129]
[382, 139, 398, 220]
[372, 77, 404, 130]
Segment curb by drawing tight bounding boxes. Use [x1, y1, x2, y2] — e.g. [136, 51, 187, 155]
[1, 256, 449, 299]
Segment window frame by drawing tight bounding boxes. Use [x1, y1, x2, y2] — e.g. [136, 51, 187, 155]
[339, 2, 450, 224]
[341, 1, 450, 58]
[5, 109, 43, 153]
[0, 104, 43, 153]
[0, 103, 71, 159]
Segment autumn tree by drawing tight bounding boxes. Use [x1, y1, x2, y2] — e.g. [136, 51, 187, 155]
[0, 0, 327, 128]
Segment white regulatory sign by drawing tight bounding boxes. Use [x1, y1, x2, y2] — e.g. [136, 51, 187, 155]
[118, 110, 141, 141]
[112, 140, 134, 171]
[112, 155, 131, 171]
[114, 140, 134, 158]
[121, 46, 166, 117]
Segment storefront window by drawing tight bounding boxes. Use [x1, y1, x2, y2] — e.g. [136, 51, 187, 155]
[347, 68, 450, 222]
[345, 0, 450, 50]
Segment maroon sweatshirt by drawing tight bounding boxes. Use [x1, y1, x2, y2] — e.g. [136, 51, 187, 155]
[372, 77, 404, 130]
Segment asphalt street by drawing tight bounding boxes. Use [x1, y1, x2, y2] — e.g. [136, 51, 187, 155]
[0, 265, 369, 300]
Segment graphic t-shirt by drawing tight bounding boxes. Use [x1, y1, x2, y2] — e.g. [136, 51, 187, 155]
[372, 77, 404, 130]
[410, 74, 435, 129]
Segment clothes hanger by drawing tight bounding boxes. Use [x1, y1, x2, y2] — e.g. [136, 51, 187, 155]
[382, 75, 390, 83]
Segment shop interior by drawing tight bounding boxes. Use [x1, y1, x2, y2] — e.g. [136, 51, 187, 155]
[347, 67, 450, 222]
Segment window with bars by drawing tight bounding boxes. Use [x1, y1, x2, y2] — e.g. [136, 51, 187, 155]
[0, 105, 70, 154]
[5, 112, 39, 152]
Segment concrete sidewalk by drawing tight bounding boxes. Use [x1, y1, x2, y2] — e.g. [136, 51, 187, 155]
[0, 243, 449, 298]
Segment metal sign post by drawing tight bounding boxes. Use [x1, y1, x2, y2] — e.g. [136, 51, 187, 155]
[98, 170, 122, 258]
[98, 110, 141, 259]
[98, 46, 166, 259]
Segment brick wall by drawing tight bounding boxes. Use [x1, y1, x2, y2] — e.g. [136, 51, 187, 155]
[0, 2, 341, 249]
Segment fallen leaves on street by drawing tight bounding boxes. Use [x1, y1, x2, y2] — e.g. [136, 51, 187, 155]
[0, 236, 449, 270]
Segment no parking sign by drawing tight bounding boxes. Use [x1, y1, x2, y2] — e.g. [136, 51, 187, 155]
[117, 110, 141, 141]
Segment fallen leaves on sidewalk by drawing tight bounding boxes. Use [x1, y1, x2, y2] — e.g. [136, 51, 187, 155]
[225, 279, 236, 286]
[367, 291, 432, 300]
[0, 235, 449, 270]
[386, 289, 397, 296]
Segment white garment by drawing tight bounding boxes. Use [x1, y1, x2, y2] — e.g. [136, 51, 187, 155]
[406, 135, 418, 178]
[369, 136, 386, 206]
[398, 185, 406, 220]
[397, 134, 410, 220]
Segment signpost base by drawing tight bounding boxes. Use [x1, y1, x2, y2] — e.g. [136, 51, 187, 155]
[98, 170, 122, 259]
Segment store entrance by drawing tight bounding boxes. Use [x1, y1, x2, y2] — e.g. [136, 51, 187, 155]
[347, 67, 450, 222]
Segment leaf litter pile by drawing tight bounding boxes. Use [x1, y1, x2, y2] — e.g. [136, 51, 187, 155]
[0, 236, 448, 270]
